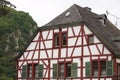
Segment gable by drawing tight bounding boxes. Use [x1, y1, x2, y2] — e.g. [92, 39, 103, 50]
[16, 4, 120, 60]
[41, 4, 120, 56]
[18, 24, 112, 61]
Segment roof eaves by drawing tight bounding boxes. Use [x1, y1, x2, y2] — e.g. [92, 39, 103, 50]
[40, 21, 86, 31]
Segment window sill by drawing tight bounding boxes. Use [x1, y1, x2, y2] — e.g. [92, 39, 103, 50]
[53, 45, 68, 48]
[66, 77, 72, 78]
[52, 77, 73, 79]
[88, 43, 94, 45]
[27, 78, 40, 79]
[89, 75, 108, 78]
[61, 45, 68, 48]
[53, 46, 60, 48]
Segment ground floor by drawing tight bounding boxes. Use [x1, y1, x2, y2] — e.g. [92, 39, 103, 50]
[17, 57, 120, 80]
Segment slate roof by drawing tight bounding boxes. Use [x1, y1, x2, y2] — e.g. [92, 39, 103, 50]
[40, 4, 120, 57]
[16, 4, 120, 59]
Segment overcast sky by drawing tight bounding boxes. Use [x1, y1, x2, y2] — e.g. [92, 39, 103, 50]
[9, 0, 120, 29]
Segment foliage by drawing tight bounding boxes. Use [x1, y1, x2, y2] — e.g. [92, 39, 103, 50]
[0, 7, 38, 79]
[0, 56, 16, 80]
[0, 0, 16, 16]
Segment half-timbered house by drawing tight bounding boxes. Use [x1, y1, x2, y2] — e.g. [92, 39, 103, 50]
[16, 4, 120, 80]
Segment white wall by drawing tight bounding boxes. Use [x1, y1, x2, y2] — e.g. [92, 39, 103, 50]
[18, 24, 113, 79]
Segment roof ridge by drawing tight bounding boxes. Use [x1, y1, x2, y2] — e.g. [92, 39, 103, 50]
[42, 4, 84, 27]
[73, 4, 83, 21]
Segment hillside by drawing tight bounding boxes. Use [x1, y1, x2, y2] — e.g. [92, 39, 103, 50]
[0, 8, 37, 80]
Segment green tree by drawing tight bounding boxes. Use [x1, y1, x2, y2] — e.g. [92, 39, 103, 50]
[0, 0, 16, 16]
[0, 4, 37, 80]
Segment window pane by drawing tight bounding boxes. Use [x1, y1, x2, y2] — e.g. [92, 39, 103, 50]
[34, 65, 39, 78]
[29, 70, 32, 73]
[62, 33, 67, 46]
[88, 35, 94, 44]
[92, 61, 98, 76]
[66, 63, 71, 77]
[35, 65, 38, 69]
[101, 61, 106, 76]
[29, 74, 32, 78]
[101, 68, 106, 76]
[54, 34, 59, 47]
[59, 64, 64, 78]
[60, 64, 64, 72]
[35, 70, 38, 73]
[93, 69, 98, 76]
[28, 65, 32, 78]
[29, 66, 32, 69]
[35, 73, 38, 78]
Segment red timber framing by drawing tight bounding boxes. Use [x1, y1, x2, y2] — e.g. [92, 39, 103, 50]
[16, 24, 117, 80]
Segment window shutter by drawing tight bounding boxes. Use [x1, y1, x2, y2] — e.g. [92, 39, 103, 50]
[22, 65, 27, 78]
[53, 64, 58, 78]
[106, 61, 114, 76]
[38, 64, 43, 78]
[71, 63, 77, 78]
[85, 62, 91, 77]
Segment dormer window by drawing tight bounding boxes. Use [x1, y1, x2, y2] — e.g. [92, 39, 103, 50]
[65, 11, 71, 17]
[96, 14, 107, 26]
[99, 19, 106, 26]
[111, 36, 120, 42]
[87, 35, 94, 45]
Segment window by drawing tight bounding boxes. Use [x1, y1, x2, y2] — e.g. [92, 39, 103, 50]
[28, 64, 32, 78]
[66, 63, 71, 77]
[86, 61, 113, 77]
[59, 63, 65, 78]
[59, 63, 71, 78]
[28, 64, 39, 78]
[87, 35, 94, 44]
[53, 32, 67, 47]
[22, 64, 43, 79]
[92, 61, 98, 76]
[34, 64, 39, 78]
[101, 61, 106, 76]
[54, 34, 59, 47]
[53, 63, 77, 78]
[62, 33, 67, 46]
[92, 61, 106, 76]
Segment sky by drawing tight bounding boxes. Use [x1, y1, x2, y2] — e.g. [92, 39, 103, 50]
[9, 0, 120, 29]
